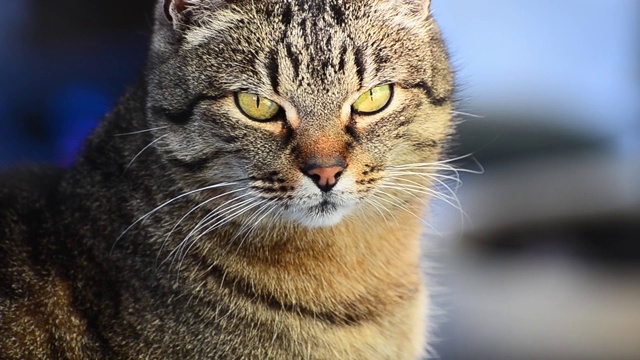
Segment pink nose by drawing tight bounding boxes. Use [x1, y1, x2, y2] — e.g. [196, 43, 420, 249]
[304, 166, 344, 192]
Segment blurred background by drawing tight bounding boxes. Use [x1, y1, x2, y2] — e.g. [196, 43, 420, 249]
[0, 1, 638, 359]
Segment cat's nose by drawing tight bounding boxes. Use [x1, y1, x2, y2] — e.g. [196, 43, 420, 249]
[302, 161, 345, 193]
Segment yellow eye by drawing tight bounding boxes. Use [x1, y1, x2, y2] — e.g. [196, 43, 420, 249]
[352, 84, 393, 114]
[235, 92, 281, 121]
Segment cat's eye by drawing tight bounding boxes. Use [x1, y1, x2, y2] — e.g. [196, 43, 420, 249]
[235, 92, 281, 122]
[352, 84, 393, 115]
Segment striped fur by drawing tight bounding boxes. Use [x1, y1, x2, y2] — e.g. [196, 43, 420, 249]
[1, 0, 454, 358]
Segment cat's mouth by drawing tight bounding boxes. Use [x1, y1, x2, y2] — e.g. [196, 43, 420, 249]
[317, 199, 336, 211]
[282, 196, 355, 228]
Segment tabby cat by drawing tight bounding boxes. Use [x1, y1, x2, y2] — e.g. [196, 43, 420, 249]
[0, 0, 454, 358]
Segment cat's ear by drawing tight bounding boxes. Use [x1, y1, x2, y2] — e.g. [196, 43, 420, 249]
[163, 0, 194, 26]
[412, 0, 431, 16]
[400, 0, 431, 18]
[161, 0, 228, 30]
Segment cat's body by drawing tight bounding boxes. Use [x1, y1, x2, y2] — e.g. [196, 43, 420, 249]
[0, 0, 453, 359]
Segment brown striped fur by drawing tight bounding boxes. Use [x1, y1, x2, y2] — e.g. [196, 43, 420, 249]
[1, 0, 454, 358]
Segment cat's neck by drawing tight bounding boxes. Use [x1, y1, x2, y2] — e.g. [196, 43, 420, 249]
[193, 208, 427, 323]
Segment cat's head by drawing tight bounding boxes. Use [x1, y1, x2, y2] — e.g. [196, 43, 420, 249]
[145, 0, 453, 228]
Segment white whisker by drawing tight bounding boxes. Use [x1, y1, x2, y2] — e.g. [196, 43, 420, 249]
[166, 195, 255, 267]
[156, 187, 249, 267]
[174, 197, 264, 273]
[114, 126, 168, 137]
[171, 194, 260, 261]
[113, 181, 239, 253]
[372, 189, 442, 237]
[388, 154, 484, 174]
[379, 183, 461, 213]
[386, 171, 463, 188]
[232, 200, 274, 243]
[124, 134, 168, 173]
[363, 196, 394, 226]
[231, 200, 278, 256]
[450, 110, 485, 119]
[183, 194, 256, 244]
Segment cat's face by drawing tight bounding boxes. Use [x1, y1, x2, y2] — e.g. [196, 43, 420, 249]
[146, 0, 453, 228]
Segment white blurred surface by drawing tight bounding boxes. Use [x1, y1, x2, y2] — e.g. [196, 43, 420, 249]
[444, 252, 640, 360]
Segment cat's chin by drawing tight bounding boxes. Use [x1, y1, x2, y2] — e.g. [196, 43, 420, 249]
[284, 203, 354, 228]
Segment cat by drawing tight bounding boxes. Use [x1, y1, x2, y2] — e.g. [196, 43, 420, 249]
[0, 0, 454, 358]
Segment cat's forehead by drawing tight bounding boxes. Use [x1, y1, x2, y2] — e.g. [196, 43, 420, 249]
[183, 0, 431, 48]
[182, 0, 435, 91]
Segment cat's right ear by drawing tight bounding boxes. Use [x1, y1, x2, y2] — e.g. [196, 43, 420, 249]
[163, 0, 194, 27]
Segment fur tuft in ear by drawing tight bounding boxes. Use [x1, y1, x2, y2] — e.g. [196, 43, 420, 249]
[401, 0, 431, 18]
[162, 0, 229, 30]
[164, 0, 193, 24]
[413, 0, 431, 16]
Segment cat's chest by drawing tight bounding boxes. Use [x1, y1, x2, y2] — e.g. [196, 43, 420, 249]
[125, 298, 426, 360]
[115, 270, 427, 360]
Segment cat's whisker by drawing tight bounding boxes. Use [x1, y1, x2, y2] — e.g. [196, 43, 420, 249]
[163, 187, 249, 245]
[113, 181, 240, 253]
[377, 183, 433, 207]
[222, 200, 269, 252]
[124, 134, 168, 173]
[386, 162, 473, 225]
[156, 187, 250, 268]
[386, 173, 459, 201]
[231, 199, 275, 244]
[373, 188, 422, 214]
[424, 173, 465, 201]
[387, 163, 480, 176]
[178, 194, 262, 252]
[114, 126, 169, 137]
[388, 153, 483, 171]
[383, 175, 462, 210]
[380, 176, 470, 230]
[231, 200, 279, 257]
[371, 189, 442, 237]
[179, 192, 255, 242]
[386, 171, 464, 186]
[175, 198, 265, 273]
[362, 196, 395, 226]
[379, 183, 461, 213]
[184, 194, 257, 243]
[166, 195, 255, 269]
[193, 198, 265, 243]
[386, 174, 461, 195]
[386, 161, 483, 191]
[450, 110, 485, 119]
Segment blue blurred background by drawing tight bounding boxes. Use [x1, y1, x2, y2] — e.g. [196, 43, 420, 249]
[0, 1, 153, 167]
[1, 1, 638, 359]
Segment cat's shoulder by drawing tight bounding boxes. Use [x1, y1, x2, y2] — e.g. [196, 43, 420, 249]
[0, 165, 64, 185]
[0, 166, 64, 203]
[0, 166, 66, 290]
[0, 166, 65, 239]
